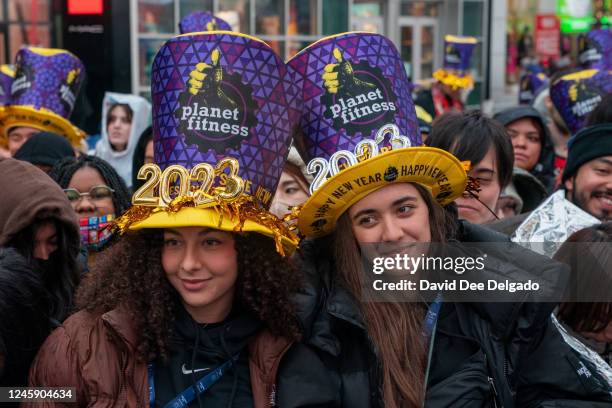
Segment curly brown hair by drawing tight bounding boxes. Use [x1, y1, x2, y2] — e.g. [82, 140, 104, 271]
[76, 229, 302, 362]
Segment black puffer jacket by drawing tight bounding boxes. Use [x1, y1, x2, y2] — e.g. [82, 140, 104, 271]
[278, 236, 612, 407]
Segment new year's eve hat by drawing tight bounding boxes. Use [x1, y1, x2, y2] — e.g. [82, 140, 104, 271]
[115, 31, 301, 255]
[0, 47, 86, 147]
[432, 35, 478, 90]
[286, 32, 469, 238]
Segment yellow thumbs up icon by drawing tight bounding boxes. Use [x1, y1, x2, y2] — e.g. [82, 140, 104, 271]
[188, 49, 222, 96]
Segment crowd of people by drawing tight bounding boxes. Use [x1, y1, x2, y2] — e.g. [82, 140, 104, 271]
[0, 10, 610, 408]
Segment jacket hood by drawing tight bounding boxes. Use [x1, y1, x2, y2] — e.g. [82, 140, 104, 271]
[494, 106, 556, 191]
[0, 158, 79, 248]
[171, 304, 263, 358]
[94, 92, 151, 188]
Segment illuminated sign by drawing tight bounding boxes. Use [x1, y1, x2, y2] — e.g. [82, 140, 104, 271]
[67, 0, 104, 15]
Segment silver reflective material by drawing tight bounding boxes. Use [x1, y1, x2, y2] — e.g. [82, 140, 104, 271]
[551, 314, 612, 388]
[511, 190, 599, 258]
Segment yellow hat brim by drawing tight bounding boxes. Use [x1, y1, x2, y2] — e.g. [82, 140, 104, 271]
[0, 105, 86, 148]
[128, 206, 300, 255]
[297, 147, 467, 238]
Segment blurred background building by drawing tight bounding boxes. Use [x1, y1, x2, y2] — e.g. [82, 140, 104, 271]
[0, 0, 609, 134]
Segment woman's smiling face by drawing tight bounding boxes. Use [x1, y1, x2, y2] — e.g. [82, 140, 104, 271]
[161, 227, 238, 323]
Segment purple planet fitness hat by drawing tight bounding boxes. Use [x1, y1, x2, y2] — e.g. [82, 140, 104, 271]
[550, 69, 612, 135]
[578, 29, 612, 70]
[115, 31, 301, 255]
[0, 65, 14, 106]
[286, 31, 421, 165]
[287, 32, 469, 238]
[0, 47, 86, 148]
[179, 11, 232, 34]
[433, 35, 478, 90]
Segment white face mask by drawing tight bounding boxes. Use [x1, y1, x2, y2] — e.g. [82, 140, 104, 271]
[269, 200, 295, 219]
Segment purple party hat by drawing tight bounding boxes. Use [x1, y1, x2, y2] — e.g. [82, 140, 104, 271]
[433, 35, 478, 90]
[578, 29, 612, 70]
[519, 66, 548, 105]
[151, 31, 300, 209]
[0, 47, 86, 147]
[0, 65, 14, 106]
[286, 32, 420, 166]
[115, 32, 301, 255]
[550, 69, 612, 134]
[179, 11, 232, 34]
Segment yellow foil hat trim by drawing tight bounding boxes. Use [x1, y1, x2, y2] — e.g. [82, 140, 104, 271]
[114, 194, 299, 257]
[433, 69, 474, 90]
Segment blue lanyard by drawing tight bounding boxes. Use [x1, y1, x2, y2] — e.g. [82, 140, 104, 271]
[148, 353, 239, 408]
[423, 293, 443, 402]
[423, 293, 443, 339]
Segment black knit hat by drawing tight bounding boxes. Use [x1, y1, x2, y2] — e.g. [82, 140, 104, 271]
[13, 132, 74, 167]
[562, 123, 612, 182]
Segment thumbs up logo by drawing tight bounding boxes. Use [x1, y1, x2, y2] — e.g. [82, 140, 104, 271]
[206, 20, 218, 31]
[320, 48, 397, 137]
[175, 48, 258, 154]
[60, 68, 83, 113]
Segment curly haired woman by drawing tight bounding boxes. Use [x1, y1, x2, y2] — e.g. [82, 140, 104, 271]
[27, 31, 306, 407]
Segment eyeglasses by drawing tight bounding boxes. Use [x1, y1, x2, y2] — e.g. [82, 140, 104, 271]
[64, 185, 115, 202]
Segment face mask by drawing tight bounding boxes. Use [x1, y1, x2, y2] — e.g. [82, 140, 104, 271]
[269, 200, 294, 219]
[79, 214, 115, 251]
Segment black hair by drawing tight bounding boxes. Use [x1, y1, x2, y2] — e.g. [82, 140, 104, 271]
[131, 126, 153, 190]
[49, 155, 132, 216]
[6, 216, 80, 322]
[425, 110, 514, 189]
[0, 248, 53, 386]
[586, 93, 612, 126]
[555, 222, 612, 334]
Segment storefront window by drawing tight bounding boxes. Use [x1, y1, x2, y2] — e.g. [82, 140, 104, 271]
[400, 1, 439, 17]
[180, 0, 214, 19]
[139, 0, 175, 34]
[1, 0, 51, 64]
[139, 38, 166, 87]
[218, 0, 250, 33]
[133, 0, 340, 95]
[351, 0, 384, 33]
[462, 1, 484, 37]
[323, 0, 349, 35]
[289, 0, 317, 36]
[256, 0, 284, 36]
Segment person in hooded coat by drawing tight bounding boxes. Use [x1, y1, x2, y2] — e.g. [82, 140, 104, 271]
[0, 158, 81, 324]
[94, 92, 151, 189]
[494, 106, 556, 193]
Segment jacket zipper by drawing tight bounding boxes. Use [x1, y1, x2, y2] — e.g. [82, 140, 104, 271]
[487, 376, 500, 408]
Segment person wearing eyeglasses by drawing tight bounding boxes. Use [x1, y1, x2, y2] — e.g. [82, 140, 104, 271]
[49, 155, 131, 260]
